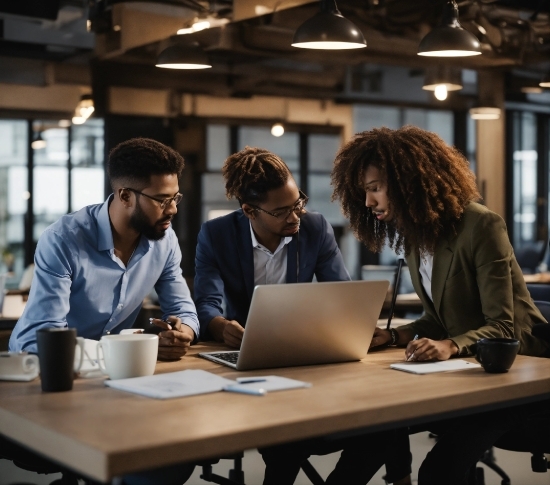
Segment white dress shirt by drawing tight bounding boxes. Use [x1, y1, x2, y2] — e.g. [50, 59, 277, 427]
[250, 222, 293, 286]
[419, 251, 434, 301]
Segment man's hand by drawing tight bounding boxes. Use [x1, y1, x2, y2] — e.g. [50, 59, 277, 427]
[152, 316, 194, 361]
[370, 328, 392, 348]
[405, 338, 458, 362]
[208, 316, 244, 348]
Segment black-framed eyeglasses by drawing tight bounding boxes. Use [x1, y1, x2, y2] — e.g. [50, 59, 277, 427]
[123, 188, 183, 210]
[249, 190, 309, 220]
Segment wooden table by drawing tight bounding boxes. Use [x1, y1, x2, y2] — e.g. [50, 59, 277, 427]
[1, 343, 549, 482]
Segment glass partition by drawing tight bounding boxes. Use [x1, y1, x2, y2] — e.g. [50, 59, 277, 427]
[33, 122, 69, 240]
[511, 111, 538, 246]
[71, 119, 105, 210]
[0, 120, 28, 283]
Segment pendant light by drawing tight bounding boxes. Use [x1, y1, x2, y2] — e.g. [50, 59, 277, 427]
[72, 94, 95, 125]
[271, 123, 285, 137]
[422, 66, 463, 101]
[418, 1, 481, 57]
[292, 0, 366, 50]
[156, 43, 212, 70]
[31, 130, 46, 150]
[469, 106, 501, 120]
[539, 73, 550, 88]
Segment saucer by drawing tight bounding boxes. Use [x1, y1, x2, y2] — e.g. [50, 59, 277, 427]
[0, 371, 39, 382]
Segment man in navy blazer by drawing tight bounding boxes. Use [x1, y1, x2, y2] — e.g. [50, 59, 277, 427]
[195, 207, 350, 341]
[193, 147, 411, 485]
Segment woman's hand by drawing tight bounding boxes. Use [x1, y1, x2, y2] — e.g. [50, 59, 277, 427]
[405, 338, 459, 361]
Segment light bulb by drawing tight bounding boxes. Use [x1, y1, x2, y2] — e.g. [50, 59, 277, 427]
[271, 123, 285, 137]
[434, 84, 448, 101]
[31, 139, 46, 150]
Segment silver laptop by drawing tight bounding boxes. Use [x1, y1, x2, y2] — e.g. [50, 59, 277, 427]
[199, 280, 389, 371]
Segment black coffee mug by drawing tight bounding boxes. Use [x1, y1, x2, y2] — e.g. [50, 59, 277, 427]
[36, 328, 83, 392]
[475, 338, 519, 373]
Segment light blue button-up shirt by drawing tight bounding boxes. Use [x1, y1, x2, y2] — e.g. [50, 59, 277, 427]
[10, 196, 199, 353]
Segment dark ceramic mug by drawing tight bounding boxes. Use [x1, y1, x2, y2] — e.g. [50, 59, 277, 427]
[36, 328, 84, 392]
[475, 338, 519, 373]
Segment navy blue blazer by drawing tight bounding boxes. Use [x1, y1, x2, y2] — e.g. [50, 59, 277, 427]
[194, 209, 350, 339]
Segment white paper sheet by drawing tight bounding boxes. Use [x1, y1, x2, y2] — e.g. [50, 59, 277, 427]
[104, 369, 236, 399]
[390, 359, 481, 374]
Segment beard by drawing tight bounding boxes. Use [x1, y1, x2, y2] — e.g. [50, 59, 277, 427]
[129, 201, 170, 241]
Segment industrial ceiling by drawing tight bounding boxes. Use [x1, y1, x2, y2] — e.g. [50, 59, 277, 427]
[1, 0, 549, 104]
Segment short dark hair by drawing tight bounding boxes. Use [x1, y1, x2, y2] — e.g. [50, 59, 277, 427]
[108, 138, 185, 189]
[222, 146, 291, 204]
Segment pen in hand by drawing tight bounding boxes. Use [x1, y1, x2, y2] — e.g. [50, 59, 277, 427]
[407, 334, 420, 362]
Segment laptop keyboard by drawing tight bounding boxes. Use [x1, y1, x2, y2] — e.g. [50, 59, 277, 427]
[209, 352, 240, 364]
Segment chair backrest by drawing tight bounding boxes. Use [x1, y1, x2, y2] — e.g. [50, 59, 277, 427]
[526, 283, 550, 302]
[515, 241, 546, 274]
[533, 301, 550, 344]
[534, 300, 550, 321]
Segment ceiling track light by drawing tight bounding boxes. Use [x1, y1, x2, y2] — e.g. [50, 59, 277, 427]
[418, 0, 481, 57]
[539, 73, 550, 88]
[72, 94, 94, 125]
[177, 16, 229, 35]
[156, 42, 212, 70]
[292, 0, 366, 50]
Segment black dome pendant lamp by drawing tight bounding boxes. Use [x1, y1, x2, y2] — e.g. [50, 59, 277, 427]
[418, 0, 481, 57]
[156, 42, 212, 69]
[292, 0, 366, 50]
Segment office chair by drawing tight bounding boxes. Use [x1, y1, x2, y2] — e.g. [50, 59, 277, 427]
[526, 283, 550, 302]
[0, 434, 105, 485]
[199, 453, 325, 485]
[476, 300, 550, 485]
[514, 241, 546, 274]
[533, 300, 550, 321]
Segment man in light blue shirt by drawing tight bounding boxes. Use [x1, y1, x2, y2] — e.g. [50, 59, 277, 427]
[9, 138, 199, 485]
[10, 138, 198, 360]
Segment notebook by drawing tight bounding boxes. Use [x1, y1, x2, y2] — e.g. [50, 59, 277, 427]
[390, 359, 481, 374]
[199, 280, 389, 371]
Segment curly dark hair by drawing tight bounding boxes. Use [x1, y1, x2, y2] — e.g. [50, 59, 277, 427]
[222, 146, 291, 204]
[331, 126, 481, 254]
[108, 138, 185, 189]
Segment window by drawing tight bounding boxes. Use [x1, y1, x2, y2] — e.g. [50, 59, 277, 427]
[0, 121, 28, 284]
[0, 118, 105, 288]
[510, 112, 538, 246]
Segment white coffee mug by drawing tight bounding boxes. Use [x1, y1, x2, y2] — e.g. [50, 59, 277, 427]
[0, 351, 40, 381]
[97, 334, 158, 380]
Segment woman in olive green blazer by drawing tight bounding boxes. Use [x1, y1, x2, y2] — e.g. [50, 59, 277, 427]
[331, 125, 549, 485]
[331, 126, 549, 360]
[403, 201, 548, 357]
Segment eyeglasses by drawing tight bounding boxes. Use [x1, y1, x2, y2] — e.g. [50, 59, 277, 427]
[249, 191, 309, 220]
[123, 188, 183, 210]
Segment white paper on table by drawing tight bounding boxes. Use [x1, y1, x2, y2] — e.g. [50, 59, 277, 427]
[390, 359, 481, 374]
[104, 369, 237, 399]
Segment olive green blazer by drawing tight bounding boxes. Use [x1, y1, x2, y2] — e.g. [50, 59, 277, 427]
[400, 202, 550, 357]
